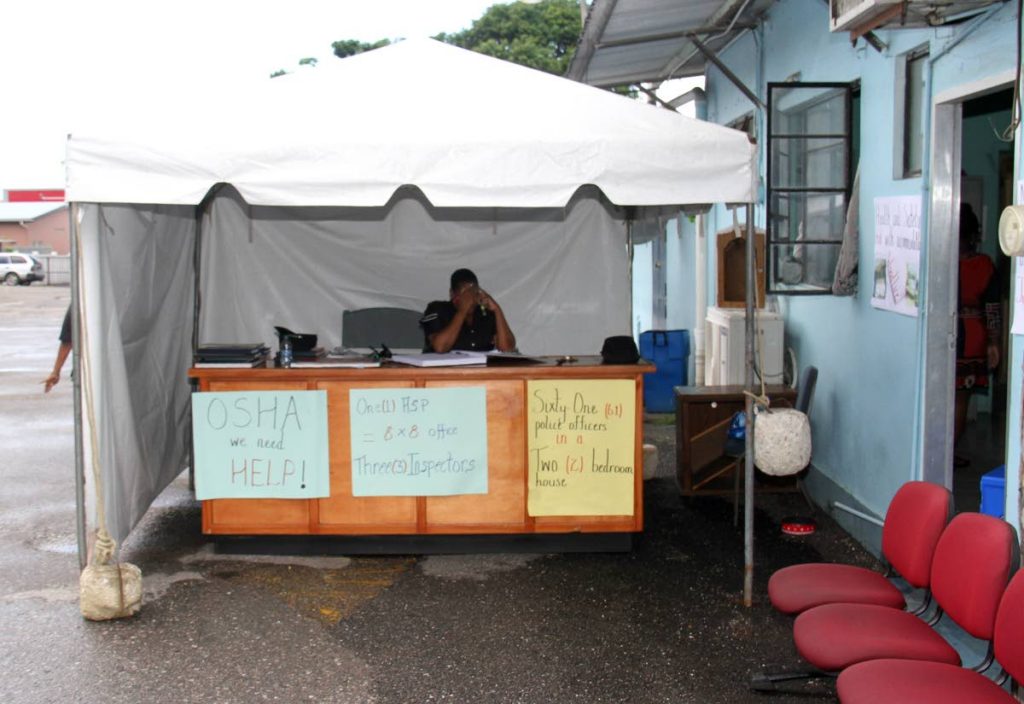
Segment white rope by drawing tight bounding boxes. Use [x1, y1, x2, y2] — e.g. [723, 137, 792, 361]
[75, 224, 116, 567]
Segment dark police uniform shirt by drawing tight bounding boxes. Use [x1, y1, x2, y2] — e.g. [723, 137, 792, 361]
[419, 300, 497, 352]
[59, 306, 72, 345]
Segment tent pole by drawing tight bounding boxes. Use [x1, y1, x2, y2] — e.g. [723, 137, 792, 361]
[70, 203, 87, 571]
[743, 202, 755, 607]
[627, 216, 634, 336]
[188, 185, 223, 491]
[188, 197, 207, 493]
[694, 212, 706, 387]
[192, 210, 202, 359]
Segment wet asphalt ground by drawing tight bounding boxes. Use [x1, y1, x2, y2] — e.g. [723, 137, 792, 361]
[0, 285, 876, 703]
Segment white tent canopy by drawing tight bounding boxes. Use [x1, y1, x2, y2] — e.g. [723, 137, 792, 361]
[67, 38, 755, 208]
[66, 39, 756, 547]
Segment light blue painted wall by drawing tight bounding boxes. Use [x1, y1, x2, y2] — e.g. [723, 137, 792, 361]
[704, 0, 1020, 523]
[666, 213, 696, 331]
[634, 214, 697, 383]
[666, 213, 698, 381]
[632, 240, 654, 340]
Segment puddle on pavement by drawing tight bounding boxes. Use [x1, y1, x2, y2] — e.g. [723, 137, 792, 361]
[221, 557, 416, 626]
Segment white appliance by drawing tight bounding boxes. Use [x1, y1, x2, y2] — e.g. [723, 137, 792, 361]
[704, 306, 784, 386]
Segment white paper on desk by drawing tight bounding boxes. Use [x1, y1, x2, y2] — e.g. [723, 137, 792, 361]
[293, 356, 381, 368]
[390, 351, 487, 367]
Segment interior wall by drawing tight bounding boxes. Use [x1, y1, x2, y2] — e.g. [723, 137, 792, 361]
[704, 0, 1020, 520]
[963, 106, 1014, 259]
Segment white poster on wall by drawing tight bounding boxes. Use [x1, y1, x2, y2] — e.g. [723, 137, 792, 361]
[871, 196, 922, 317]
[1012, 257, 1024, 335]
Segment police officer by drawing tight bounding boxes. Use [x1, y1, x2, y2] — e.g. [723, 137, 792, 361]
[420, 268, 516, 353]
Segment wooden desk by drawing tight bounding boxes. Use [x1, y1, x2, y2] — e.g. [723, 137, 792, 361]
[189, 357, 652, 537]
[674, 385, 798, 496]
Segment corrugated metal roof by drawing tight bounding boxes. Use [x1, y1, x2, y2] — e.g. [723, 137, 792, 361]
[568, 0, 777, 87]
[569, 0, 1005, 87]
[0, 202, 66, 223]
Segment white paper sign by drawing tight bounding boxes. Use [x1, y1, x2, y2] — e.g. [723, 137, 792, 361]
[1013, 257, 1024, 335]
[871, 196, 922, 317]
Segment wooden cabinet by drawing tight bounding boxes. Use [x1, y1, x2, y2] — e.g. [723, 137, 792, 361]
[675, 385, 797, 496]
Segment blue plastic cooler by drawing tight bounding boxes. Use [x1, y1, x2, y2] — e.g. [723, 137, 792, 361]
[639, 330, 689, 413]
[980, 465, 1005, 519]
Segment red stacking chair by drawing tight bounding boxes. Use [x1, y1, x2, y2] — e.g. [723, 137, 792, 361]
[768, 481, 952, 615]
[837, 567, 1024, 703]
[792, 512, 1018, 676]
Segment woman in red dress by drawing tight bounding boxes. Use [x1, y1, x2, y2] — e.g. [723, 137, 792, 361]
[955, 203, 1000, 466]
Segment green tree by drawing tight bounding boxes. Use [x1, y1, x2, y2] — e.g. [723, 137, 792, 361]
[435, 0, 581, 75]
[332, 38, 392, 59]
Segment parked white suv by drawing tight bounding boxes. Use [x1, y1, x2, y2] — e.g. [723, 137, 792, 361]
[0, 253, 45, 285]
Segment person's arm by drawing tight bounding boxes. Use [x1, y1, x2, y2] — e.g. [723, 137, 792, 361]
[478, 288, 516, 352]
[43, 342, 71, 392]
[427, 296, 477, 353]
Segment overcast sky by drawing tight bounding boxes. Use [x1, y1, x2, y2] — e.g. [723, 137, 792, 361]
[1, 0, 508, 188]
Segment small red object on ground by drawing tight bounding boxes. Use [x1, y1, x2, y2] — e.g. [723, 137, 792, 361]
[781, 516, 816, 535]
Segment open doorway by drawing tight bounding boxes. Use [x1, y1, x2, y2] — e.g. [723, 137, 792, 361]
[954, 87, 1015, 513]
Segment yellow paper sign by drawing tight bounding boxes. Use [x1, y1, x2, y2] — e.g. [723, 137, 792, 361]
[527, 379, 635, 516]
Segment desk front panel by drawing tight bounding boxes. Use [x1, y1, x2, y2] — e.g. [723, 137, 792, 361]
[422, 379, 526, 533]
[192, 363, 649, 536]
[317, 379, 418, 533]
[202, 379, 312, 534]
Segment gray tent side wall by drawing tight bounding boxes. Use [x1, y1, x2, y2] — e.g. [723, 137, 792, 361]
[78, 202, 197, 547]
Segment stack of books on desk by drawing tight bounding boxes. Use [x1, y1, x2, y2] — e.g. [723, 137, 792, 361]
[292, 347, 327, 363]
[195, 343, 270, 368]
[390, 351, 488, 367]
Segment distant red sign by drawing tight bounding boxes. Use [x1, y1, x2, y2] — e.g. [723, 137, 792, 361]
[5, 189, 65, 202]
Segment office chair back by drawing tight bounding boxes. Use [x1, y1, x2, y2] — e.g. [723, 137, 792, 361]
[342, 307, 424, 350]
[795, 365, 818, 415]
[881, 481, 955, 589]
[930, 512, 1019, 640]
[994, 568, 1024, 687]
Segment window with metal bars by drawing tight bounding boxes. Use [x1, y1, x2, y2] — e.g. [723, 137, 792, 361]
[767, 82, 852, 294]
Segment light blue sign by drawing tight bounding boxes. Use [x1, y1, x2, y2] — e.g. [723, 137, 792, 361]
[349, 387, 488, 496]
[192, 390, 330, 500]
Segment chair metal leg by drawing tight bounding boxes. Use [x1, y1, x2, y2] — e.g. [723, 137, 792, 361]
[733, 455, 742, 527]
[749, 667, 834, 692]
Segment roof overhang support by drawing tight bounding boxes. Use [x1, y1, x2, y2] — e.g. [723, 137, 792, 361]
[594, 23, 757, 50]
[567, 0, 620, 81]
[688, 34, 765, 109]
[635, 84, 679, 111]
[659, 0, 761, 84]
